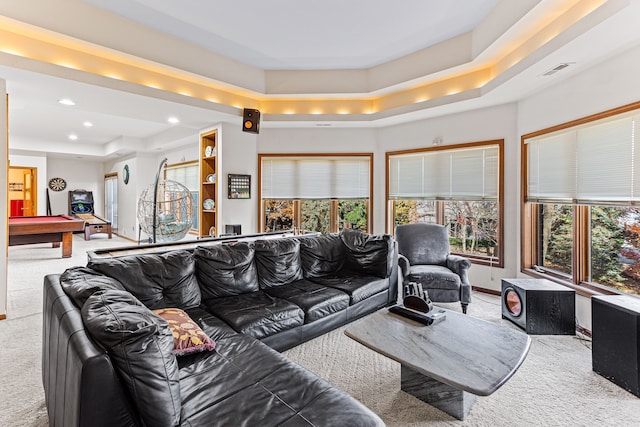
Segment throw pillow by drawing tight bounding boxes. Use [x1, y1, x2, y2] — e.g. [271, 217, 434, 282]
[153, 308, 216, 356]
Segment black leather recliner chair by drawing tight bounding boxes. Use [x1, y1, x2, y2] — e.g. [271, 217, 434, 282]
[396, 223, 471, 313]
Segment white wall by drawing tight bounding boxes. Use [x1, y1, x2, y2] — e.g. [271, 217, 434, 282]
[258, 126, 379, 231]
[218, 122, 259, 235]
[378, 103, 519, 292]
[161, 138, 199, 166]
[517, 43, 640, 331]
[519, 43, 640, 136]
[1, 80, 7, 317]
[47, 157, 105, 216]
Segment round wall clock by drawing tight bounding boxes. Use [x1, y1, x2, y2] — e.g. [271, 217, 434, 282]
[123, 164, 130, 185]
[48, 177, 67, 191]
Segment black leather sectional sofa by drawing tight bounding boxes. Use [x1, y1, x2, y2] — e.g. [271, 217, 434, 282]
[42, 230, 398, 427]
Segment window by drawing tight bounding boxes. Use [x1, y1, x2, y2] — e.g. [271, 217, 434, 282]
[522, 101, 640, 297]
[259, 154, 372, 234]
[387, 140, 503, 266]
[165, 161, 199, 232]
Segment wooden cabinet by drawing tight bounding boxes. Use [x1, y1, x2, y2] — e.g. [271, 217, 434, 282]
[199, 130, 218, 237]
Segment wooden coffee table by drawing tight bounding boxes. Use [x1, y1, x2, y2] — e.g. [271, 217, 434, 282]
[345, 308, 531, 420]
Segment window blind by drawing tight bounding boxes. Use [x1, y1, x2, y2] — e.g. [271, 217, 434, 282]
[526, 113, 639, 205]
[166, 163, 199, 191]
[261, 156, 370, 199]
[389, 145, 499, 200]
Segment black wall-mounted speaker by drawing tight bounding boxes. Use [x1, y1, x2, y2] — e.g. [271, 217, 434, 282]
[242, 108, 260, 134]
[501, 278, 575, 335]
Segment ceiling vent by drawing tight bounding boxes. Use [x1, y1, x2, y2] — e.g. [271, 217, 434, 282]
[542, 63, 574, 76]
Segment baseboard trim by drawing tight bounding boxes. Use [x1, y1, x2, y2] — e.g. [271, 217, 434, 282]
[576, 324, 592, 338]
[472, 286, 501, 296]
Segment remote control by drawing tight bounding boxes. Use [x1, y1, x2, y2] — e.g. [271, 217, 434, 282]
[389, 305, 447, 326]
[428, 309, 447, 324]
[389, 305, 431, 325]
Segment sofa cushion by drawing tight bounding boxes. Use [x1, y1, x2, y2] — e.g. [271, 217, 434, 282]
[183, 307, 239, 343]
[153, 308, 216, 356]
[179, 332, 383, 427]
[311, 273, 389, 304]
[81, 290, 181, 427]
[340, 229, 391, 278]
[264, 279, 350, 323]
[88, 250, 201, 310]
[254, 239, 303, 288]
[408, 265, 461, 290]
[299, 234, 346, 278]
[59, 266, 125, 307]
[195, 242, 259, 299]
[204, 291, 304, 340]
[178, 334, 307, 426]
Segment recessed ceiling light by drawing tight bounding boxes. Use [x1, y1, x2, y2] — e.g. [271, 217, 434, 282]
[167, 116, 180, 124]
[58, 98, 75, 106]
[69, 133, 78, 140]
[83, 121, 93, 127]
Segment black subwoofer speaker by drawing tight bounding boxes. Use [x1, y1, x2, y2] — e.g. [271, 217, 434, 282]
[501, 278, 575, 335]
[242, 108, 260, 134]
[224, 224, 242, 236]
[592, 295, 640, 397]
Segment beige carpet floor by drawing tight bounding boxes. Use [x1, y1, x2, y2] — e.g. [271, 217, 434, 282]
[1, 234, 639, 426]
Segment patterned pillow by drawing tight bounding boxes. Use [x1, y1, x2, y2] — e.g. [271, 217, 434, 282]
[153, 308, 216, 356]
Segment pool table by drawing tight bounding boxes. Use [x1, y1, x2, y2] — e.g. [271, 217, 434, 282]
[8, 215, 85, 258]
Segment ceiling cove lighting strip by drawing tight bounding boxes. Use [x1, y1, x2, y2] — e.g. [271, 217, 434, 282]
[0, 0, 610, 119]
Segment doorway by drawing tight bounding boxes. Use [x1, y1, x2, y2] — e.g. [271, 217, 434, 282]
[8, 166, 36, 217]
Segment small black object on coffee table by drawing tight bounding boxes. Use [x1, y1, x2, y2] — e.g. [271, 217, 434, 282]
[388, 305, 446, 326]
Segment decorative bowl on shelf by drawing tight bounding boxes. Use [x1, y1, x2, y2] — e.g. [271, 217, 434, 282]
[205, 146, 216, 157]
[209, 226, 216, 237]
[203, 199, 215, 210]
[206, 173, 216, 183]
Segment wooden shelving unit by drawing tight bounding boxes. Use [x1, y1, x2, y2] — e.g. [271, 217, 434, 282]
[199, 130, 218, 237]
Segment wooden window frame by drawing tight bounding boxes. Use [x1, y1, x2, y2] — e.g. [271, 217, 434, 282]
[258, 153, 373, 234]
[386, 140, 504, 267]
[521, 100, 640, 297]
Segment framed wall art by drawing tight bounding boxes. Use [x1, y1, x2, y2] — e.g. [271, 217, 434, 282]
[228, 174, 251, 199]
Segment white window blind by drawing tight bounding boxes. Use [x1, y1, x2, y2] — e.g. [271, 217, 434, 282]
[261, 156, 370, 199]
[389, 145, 499, 200]
[526, 113, 639, 205]
[166, 163, 199, 191]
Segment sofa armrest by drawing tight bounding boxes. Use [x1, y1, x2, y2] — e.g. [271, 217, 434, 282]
[446, 255, 471, 279]
[398, 254, 410, 280]
[43, 274, 138, 427]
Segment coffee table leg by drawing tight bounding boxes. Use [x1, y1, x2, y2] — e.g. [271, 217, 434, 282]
[401, 365, 477, 420]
